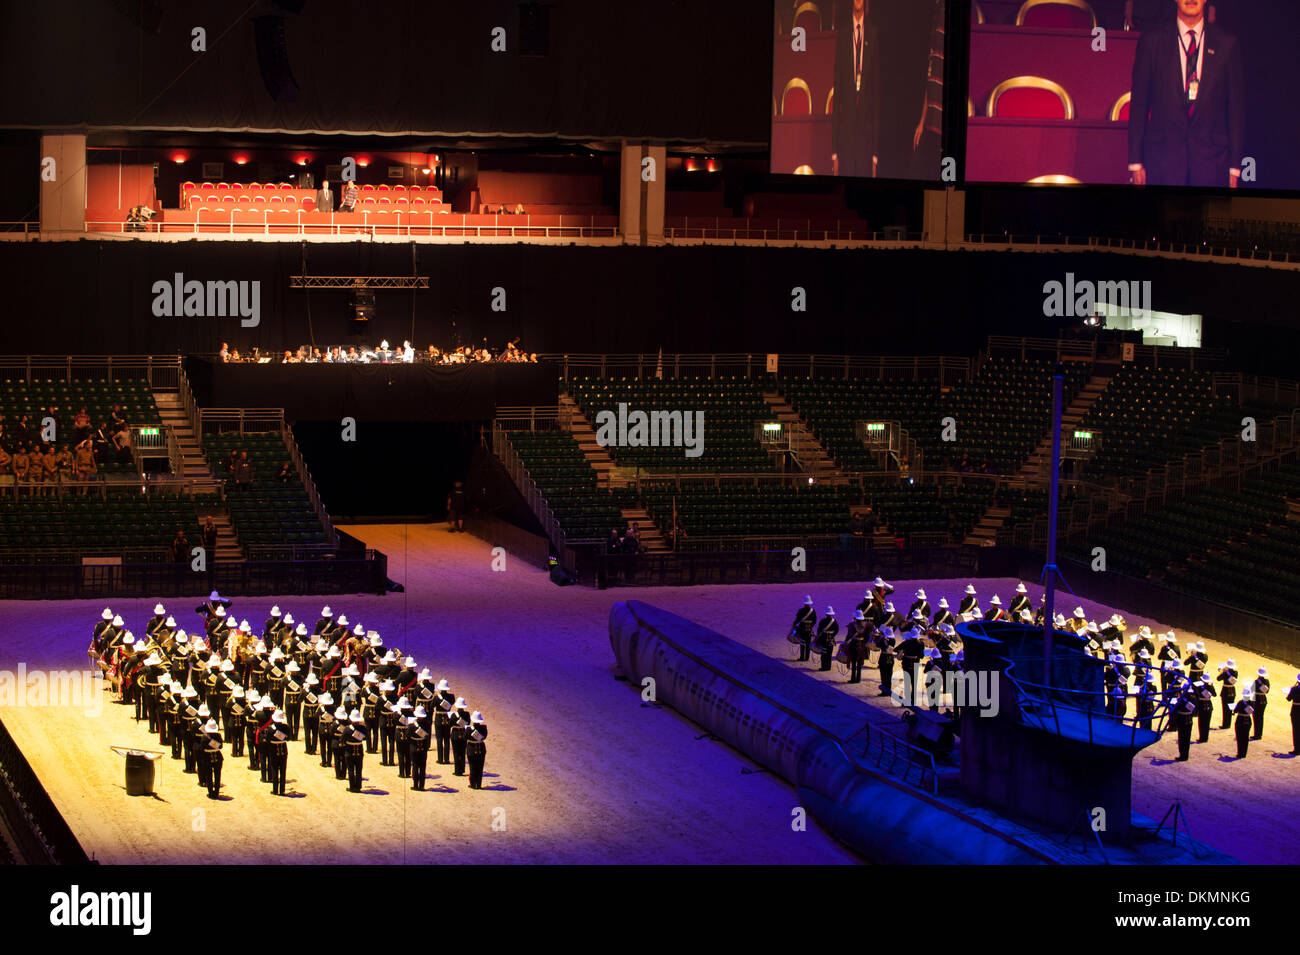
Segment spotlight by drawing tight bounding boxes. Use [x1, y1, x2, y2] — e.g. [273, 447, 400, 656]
[234, 155, 249, 165]
[171, 153, 187, 164]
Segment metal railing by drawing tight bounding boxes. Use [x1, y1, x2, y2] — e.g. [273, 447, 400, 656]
[84, 216, 619, 241]
[197, 408, 286, 435]
[986, 335, 1229, 368]
[177, 366, 202, 439]
[491, 419, 579, 560]
[548, 353, 971, 382]
[281, 421, 338, 548]
[857, 722, 940, 795]
[0, 355, 184, 388]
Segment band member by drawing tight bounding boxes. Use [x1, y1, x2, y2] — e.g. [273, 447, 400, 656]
[226, 687, 246, 758]
[267, 710, 290, 795]
[844, 612, 869, 684]
[869, 576, 894, 610]
[409, 706, 432, 790]
[896, 625, 926, 706]
[983, 595, 1007, 622]
[1192, 675, 1216, 742]
[957, 584, 979, 619]
[1234, 693, 1254, 759]
[791, 596, 816, 662]
[255, 697, 276, 782]
[1064, 607, 1088, 634]
[362, 672, 382, 753]
[1160, 657, 1183, 694]
[1287, 674, 1300, 755]
[1185, 641, 1209, 684]
[313, 605, 334, 637]
[434, 680, 455, 764]
[467, 711, 489, 789]
[241, 690, 260, 771]
[1130, 626, 1156, 664]
[1216, 660, 1238, 729]
[1250, 667, 1269, 740]
[316, 694, 336, 765]
[931, 597, 954, 628]
[815, 607, 838, 672]
[1007, 582, 1030, 619]
[1172, 687, 1197, 760]
[200, 718, 223, 799]
[379, 682, 398, 765]
[874, 625, 896, 697]
[450, 699, 470, 776]
[907, 589, 931, 621]
[263, 605, 283, 641]
[345, 711, 367, 792]
[1157, 631, 1181, 665]
[283, 661, 304, 739]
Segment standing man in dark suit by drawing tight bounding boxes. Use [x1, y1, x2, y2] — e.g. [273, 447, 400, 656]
[316, 180, 335, 214]
[831, 0, 880, 178]
[1128, 0, 1243, 188]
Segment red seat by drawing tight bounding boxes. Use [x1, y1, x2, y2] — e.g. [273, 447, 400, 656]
[301, 195, 316, 210]
[393, 184, 406, 193]
[269, 195, 284, 205]
[394, 197, 408, 207]
[362, 196, 377, 206]
[216, 182, 230, 192]
[246, 182, 262, 192]
[284, 195, 297, 205]
[231, 182, 244, 191]
[361, 184, 375, 192]
[279, 183, 292, 190]
[379, 196, 391, 204]
[232, 209, 264, 234]
[253, 194, 267, 203]
[409, 185, 422, 193]
[198, 207, 231, 232]
[404, 211, 433, 234]
[1015, 0, 1097, 29]
[987, 76, 1075, 120]
[378, 183, 389, 191]
[411, 197, 426, 207]
[235, 194, 252, 203]
[221, 195, 236, 204]
[188, 195, 202, 210]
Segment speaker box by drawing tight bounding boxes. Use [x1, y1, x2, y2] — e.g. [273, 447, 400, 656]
[253, 15, 301, 102]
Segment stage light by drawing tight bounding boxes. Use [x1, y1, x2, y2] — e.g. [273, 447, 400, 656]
[706, 159, 717, 173]
[807, 477, 814, 485]
[685, 158, 698, 172]
[171, 153, 187, 164]
[420, 167, 430, 174]
[295, 155, 310, 166]
[234, 155, 249, 165]
[356, 157, 370, 167]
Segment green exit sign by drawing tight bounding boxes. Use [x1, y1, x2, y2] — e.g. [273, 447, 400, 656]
[866, 423, 885, 432]
[139, 428, 160, 436]
[1074, 431, 1092, 439]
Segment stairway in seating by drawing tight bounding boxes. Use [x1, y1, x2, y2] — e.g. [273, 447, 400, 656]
[559, 392, 623, 487]
[962, 504, 1010, 546]
[761, 391, 846, 481]
[1018, 373, 1112, 479]
[619, 506, 671, 553]
[155, 391, 244, 562]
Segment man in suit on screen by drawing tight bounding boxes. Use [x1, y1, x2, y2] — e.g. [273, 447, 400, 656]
[1128, 0, 1243, 188]
[831, 0, 881, 178]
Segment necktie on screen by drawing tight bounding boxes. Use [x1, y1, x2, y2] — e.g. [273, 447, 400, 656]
[855, 25, 862, 85]
[1185, 29, 1198, 117]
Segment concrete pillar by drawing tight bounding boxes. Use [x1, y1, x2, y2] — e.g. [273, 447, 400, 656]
[620, 141, 666, 246]
[39, 133, 87, 236]
[923, 187, 965, 248]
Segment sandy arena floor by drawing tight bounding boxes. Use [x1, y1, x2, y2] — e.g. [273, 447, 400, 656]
[0, 523, 1295, 864]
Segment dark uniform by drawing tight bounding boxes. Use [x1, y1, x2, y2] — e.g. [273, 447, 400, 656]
[226, 692, 246, 757]
[362, 681, 381, 753]
[345, 718, 366, 792]
[450, 710, 470, 776]
[1251, 673, 1269, 739]
[815, 613, 839, 672]
[283, 667, 304, 740]
[396, 711, 413, 777]
[1217, 665, 1238, 729]
[333, 713, 350, 779]
[1234, 699, 1254, 758]
[791, 601, 816, 662]
[301, 683, 321, 754]
[317, 703, 337, 766]
[244, 698, 262, 769]
[434, 690, 455, 764]
[844, 620, 868, 684]
[931, 603, 954, 628]
[200, 723, 223, 798]
[380, 696, 398, 765]
[1007, 588, 1030, 619]
[896, 631, 925, 706]
[467, 717, 488, 789]
[266, 717, 289, 795]
[409, 718, 432, 790]
[1193, 679, 1216, 742]
[957, 589, 979, 618]
[1172, 690, 1197, 760]
[1288, 680, 1300, 755]
[874, 627, 896, 697]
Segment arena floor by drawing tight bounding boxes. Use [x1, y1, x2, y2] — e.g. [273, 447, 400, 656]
[0, 524, 1295, 865]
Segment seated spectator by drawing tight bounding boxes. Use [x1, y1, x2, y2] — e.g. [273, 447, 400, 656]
[219, 341, 230, 362]
[277, 461, 293, 484]
[109, 404, 127, 432]
[14, 415, 32, 448]
[170, 529, 190, 563]
[73, 407, 91, 445]
[235, 451, 254, 490]
[282, 350, 295, 364]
